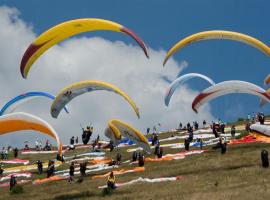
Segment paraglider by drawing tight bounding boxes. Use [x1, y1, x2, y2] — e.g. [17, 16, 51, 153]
[0, 92, 69, 116]
[81, 126, 93, 145]
[105, 126, 121, 149]
[105, 119, 151, 154]
[250, 124, 270, 137]
[164, 73, 215, 106]
[192, 80, 270, 113]
[51, 80, 140, 118]
[0, 112, 62, 155]
[163, 30, 270, 66]
[20, 18, 149, 78]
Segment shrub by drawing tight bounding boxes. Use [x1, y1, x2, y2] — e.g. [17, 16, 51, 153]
[10, 185, 24, 195]
[102, 187, 113, 196]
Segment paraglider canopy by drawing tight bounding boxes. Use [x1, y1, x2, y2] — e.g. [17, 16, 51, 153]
[51, 80, 140, 119]
[164, 73, 215, 106]
[192, 80, 270, 113]
[163, 30, 270, 66]
[105, 119, 151, 154]
[250, 124, 270, 137]
[0, 92, 69, 116]
[20, 18, 149, 78]
[0, 112, 62, 155]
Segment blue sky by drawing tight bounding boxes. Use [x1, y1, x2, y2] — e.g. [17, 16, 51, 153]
[0, 0, 269, 141]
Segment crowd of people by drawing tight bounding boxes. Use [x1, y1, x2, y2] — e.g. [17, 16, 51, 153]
[0, 147, 19, 160]
[1, 113, 269, 192]
[33, 139, 53, 151]
[1, 147, 9, 160]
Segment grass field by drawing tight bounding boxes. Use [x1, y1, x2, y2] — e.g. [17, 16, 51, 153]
[1, 127, 270, 200]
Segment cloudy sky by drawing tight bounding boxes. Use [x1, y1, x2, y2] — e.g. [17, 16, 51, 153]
[0, 1, 269, 148]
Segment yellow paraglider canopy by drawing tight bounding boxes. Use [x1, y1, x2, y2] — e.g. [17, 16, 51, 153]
[51, 80, 140, 119]
[163, 30, 270, 66]
[105, 119, 151, 153]
[20, 18, 149, 78]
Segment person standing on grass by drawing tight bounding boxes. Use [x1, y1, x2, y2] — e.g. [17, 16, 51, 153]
[179, 122, 182, 130]
[9, 175, 17, 191]
[116, 153, 122, 165]
[154, 142, 160, 155]
[13, 147, 18, 158]
[0, 165, 4, 176]
[258, 112, 265, 125]
[203, 120, 207, 128]
[188, 126, 193, 142]
[70, 136, 75, 145]
[47, 160, 55, 178]
[4, 148, 8, 160]
[109, 140, 114, 152]
[68, 162, 75, 182]
[261, 149, 269, 168]
[220, 123, 225, 134]
[194, 121, 199, 130]
[184, 138, 190, 151]
[35, 139, 39, 150]
[138, 152, 145, 167]
[80, 162, 87, 176]
[152, 134, 159, 146]
[157, 147, 163, 158]
[1, 148, 4, 160]
[132, 151, 138, 162]
[36, 160, 43, 174]
[212, 123, 219, 138]
[187, 122, 191, 130]
[220, 137, 227, 154]
[231, 125, 236, 139]
[39, 140, 42, 151]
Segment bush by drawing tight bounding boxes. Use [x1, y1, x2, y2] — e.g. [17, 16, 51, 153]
[102, 187, 113, 196]
[10, 185, 24, 195]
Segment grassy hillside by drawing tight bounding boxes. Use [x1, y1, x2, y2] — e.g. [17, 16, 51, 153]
[1, 127, 270, 200]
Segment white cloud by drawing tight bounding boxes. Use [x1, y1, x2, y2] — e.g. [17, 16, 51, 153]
[0, 6, 215, 148]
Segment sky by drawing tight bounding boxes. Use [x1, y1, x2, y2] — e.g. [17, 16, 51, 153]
[0, 0, 269, 148]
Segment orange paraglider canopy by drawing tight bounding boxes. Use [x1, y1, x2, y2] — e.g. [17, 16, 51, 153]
[0, 112, 62, 155]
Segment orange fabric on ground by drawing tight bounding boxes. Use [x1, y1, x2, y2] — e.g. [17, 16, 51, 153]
[228, 135, 258, 145]
[90, 158, 112, 165]
[250, 132, 270, 143]
[145, 157, 173, 162]
[33, 176, 66, 185]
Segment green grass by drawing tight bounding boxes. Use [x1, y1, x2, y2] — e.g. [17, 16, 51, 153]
[54, 191, 95, 200]
[1, 128, 270, 200]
